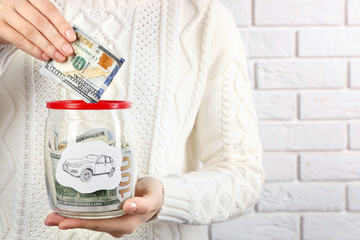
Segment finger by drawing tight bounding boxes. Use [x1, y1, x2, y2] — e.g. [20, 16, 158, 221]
[126, 178, 163, 215]
[58, 214, 140, 235]
[123, 197, 154, 215]
[44, 212, 67, 226]
[0, 22, 49, 61]
[15, 1, 73, 56]
[4, 10, 65, 62]
[28, 0, 76, 42]
[0, 35, 8, 44]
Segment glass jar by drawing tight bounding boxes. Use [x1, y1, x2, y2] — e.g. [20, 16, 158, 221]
[44, 100, 136, 219]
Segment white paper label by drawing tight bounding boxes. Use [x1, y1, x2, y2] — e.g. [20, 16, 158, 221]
[56, 141, 123, 194]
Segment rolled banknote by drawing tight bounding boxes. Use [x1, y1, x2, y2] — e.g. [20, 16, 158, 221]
[40, 25, 125, 103]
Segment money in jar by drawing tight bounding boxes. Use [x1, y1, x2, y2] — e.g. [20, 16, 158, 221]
[44, 100, 137, 219]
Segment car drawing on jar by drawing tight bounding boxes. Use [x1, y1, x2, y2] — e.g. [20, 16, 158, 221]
[62, 154, 116, 182]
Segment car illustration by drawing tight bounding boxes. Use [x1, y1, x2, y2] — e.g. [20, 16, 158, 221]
[62, 154, 116, 182]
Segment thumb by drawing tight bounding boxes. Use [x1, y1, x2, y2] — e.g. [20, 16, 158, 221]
[123, 178, 163, 215]
[123, 197, 154, 215]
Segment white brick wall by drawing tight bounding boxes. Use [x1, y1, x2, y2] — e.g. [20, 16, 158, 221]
[300, 92, 360, 119]
[263, 153, 297, 182]
[253, 92, 296, 120]
[257, 183, 345, 212]
[301, 154, 360, 181]
[299, 29, 360, 57]
[240, 30, 294, 58]
[350, 123, 360, 149]
[348, 0, 360, 25]
[212, 214, 299, 240]
[256, 61, 346, 89]
[347, 184, 360, 211]
[254, 0, 344, 26]
[260, 123, 346, 151]
[302, 214, 360, 240]
[350, 61, 360, 88]
[212, 0, 360, 239]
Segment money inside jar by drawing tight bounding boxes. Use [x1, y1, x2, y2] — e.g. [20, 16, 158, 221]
[49, 127, 134, 212]
[40, 25, 125, 103]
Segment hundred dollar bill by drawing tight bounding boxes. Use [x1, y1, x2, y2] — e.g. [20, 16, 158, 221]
[54, 128, 115, 151]
[40, 25, 125, 103]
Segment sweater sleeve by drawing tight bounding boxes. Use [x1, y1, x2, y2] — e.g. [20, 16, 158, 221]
[0, 44, 17, 76]
[155, 1, 264, 224]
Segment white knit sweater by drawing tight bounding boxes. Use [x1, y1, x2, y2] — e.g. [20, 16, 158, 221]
[0, 0, 264, 239]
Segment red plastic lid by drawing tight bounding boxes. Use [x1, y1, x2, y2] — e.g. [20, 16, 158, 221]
[47, 100, 131, 110]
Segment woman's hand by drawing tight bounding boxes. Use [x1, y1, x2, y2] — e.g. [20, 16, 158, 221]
[45, 177, 163, 238]
[0, 0, 76, 62]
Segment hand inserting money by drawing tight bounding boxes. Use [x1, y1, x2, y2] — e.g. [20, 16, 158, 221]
[0, 0, 75, 62]
[40, 26, 125, 103]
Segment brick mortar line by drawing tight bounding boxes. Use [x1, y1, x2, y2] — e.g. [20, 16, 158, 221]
[264, 149, 360, 152]
[263, 150, 352, 154]
[346, 184, 349, 212]
[300, 215, 304, 240]
[345, 0, 349, 25]
[295, 56, 360, 59]
[228, 212, 360, 216]
[347, 60, 352, 88]
[227, 211, 360, 216]
[254, 89, 360, 93]
[264, 181, 351, 184]
[252, 59, 258, 89]
[266, 181, 360, 184]
[260, 121, 360, 125]
[264, 150, 360, 154]
[347, 123, 351, 150]
[295, 30, 299, 58]
[256, 210, 350, 214]
[251, 0, 255, 26]
[238, 25, 360, 29]
[255, 88, 355, 92]
[260, 119, 360, 122]
[250, 57, 360, 60]
[216, 212, 360, 221]
[297, 154, 301, 181]
[260, 119, 351, 123]
[296, 92, 301, 120]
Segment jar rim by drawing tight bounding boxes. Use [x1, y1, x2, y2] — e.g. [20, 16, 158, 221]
[46, 100, 132, 110]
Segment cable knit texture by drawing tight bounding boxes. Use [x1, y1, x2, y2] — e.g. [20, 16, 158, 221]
[0, 0, 264, 239]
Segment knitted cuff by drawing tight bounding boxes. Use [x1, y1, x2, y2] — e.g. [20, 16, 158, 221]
[153, 176, 191, 223]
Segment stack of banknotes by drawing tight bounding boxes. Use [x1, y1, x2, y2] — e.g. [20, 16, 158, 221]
[48, 127, 133, 210]
[40, 25, 125, 103]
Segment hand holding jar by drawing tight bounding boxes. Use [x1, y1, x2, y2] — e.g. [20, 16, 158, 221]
[45, 177, 163, 238]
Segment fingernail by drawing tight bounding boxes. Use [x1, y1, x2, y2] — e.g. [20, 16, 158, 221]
[54, 51, 66, 62]
[126, 202, 137, 213]
[58, 223, 69, 230]
[44, 220, 52, 226]
[62, 43, 73, 55]
[65, 29, 76, 42]
[42, 53, 50, 61]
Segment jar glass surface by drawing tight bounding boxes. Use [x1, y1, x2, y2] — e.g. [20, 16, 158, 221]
[44, 101, 136, 219]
